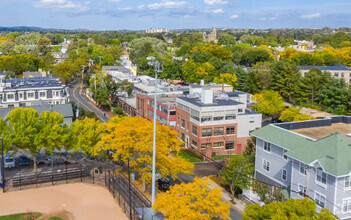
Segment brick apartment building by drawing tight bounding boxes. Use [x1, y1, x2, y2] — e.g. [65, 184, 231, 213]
[176, 89, 261, 157]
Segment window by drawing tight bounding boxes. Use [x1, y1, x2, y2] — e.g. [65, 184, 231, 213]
[214, 127, 224, 136]
[282, 169, 287, 181]
[315, 192, 326, 208]
[54, 91, 60, 97]
[7, 94, 14, 100]
[192, 125, 198, 136]
[148, 110, 153, 117]
[341, 73, 344, 78]
[345, 176, 351, 188]
[263, 142, 270, 152]
[201, 143, 211, 149]
[202, 128, 212, 137]
[27, 92, 34, 99]
[170, 121, 176, 127]
[249, 117, 255, 123]
[343, 198, 351, 213]
[181, 119, 185, 128]
[192, 140, 197, 147]
[181, 133, 185, 141]
[226, 126, 235, 135]
[225, 115, 236, 120]
[213, 116, 224, 121]
[284, 154, 288, 160]
[298, 185, 306, 197]
[19, 93, 23, 99]
[201, 116, 211, 122]
[39, 92, 46, 98]
[169, 110, 176, 115]
[213, 142, 224, 148]
[316, 168, 327, 185]
[238, 108, 243, 113]
[225, 142, 234, 150]
[334, 73, 339, 77]
[263, 160, 270, 172]
[300, 163, 308, 175]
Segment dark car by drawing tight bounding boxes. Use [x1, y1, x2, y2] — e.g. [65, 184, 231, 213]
[36, 155, 45, 165]
[19, 156, 29, 166]
[157, 179, 171, 191]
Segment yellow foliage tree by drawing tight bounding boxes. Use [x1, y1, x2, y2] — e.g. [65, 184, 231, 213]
[293, 113, 315, 122]
[279, 107, 300, 122]
[153, 177, 230, 220]
[95, 116, 194, 188]
[214, 73, 238, 91]
[252, 90, 285, 116]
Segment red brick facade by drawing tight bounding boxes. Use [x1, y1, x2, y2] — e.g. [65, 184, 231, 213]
[176, 107, 249, 157]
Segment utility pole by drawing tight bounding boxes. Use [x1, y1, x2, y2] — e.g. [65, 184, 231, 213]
[147, 56, 162, 206]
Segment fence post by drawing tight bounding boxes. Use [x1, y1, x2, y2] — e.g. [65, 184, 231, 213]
[19, 163, 21, 190]
[93, 168, 95, 184]
[51, 160, 54, 186]
[80, 164, 83, 182]
[66, 162, 68, 184]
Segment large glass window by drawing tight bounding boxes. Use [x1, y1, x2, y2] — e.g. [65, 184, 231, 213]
[201, 143, 211, 149]
[202, 128, 212, 137]
[192, 125, 198, 136]
[316, 168, 327, 185]
[263, 160, 270, 172]
[201, 116, 211, 122]
[181, 119, 185, 128]
[343, 198, 351, 213]
[39, 92, 46, 97]
[282, 169, 287, 180]
[264, 142, 270, 152]
[300, 163, 308, 175]
[7, 94, 14, 100]
[213, 142, 224, 148]
[214, 127, 224, 136]
[345, 176, 351, 188]
[226, 126, 235, 135]
[27, 92, 34, 98]
[315, 192, 326, 208]
[225, 142, 234, 150]
[192, 140, 197, 147]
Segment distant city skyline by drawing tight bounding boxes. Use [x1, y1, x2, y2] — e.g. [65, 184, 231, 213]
[0, 0, 350, 31]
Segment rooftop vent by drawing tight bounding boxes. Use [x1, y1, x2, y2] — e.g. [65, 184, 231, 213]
[201, 89, 213, 104]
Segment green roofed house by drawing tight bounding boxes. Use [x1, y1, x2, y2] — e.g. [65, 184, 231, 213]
[251, 116, 351, 220]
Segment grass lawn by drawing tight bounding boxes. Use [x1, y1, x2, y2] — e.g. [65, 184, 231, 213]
[212, 155, 239, 161]
[171, 150, 201, 163]
[0, 213, 43, 220]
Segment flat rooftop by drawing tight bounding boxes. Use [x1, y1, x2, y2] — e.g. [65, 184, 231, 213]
[292, 123, 351, 141]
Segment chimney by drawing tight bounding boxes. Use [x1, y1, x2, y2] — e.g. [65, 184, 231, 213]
[201, 89, 213, 104]
[200, 79, 205, 86]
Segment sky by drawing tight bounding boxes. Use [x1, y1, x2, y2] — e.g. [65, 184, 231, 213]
[0, 0, 350, 31]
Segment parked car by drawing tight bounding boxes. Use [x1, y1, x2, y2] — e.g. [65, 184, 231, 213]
[36, 155, 45, 165]
[19, 156, 29, 166]
[157, 179, 171, 191]
[4, 153, 15, 168]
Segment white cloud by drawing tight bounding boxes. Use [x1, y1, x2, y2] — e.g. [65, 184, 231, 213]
[137, 5, 145, 9]
[118, 7, 132, 11]
[204, 0, 228, 5]
[203, 8, 224, 14]
[33, 0, 83, 9]
[184, 15, 192, 18]
[259, 13, 280, 21]
[230, 14, 239, 19]
[147, 1, 187, 10]
[108, 0, 120, 2]
[300, 13, 321, 19]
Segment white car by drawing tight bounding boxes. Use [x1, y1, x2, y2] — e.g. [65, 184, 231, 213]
[4, 153, 15, 169]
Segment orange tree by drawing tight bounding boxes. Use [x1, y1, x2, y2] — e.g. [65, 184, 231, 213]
[153, 177, 230, 220]
[94, 116, 194, 191]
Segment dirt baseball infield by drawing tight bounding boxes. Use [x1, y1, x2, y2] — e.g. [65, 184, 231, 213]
[0, 183, 128, 220]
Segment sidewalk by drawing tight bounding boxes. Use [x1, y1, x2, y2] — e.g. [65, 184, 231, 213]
[207, 179, 247, 213]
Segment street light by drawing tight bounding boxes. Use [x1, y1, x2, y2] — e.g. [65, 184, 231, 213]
[147, 56, 162, 206]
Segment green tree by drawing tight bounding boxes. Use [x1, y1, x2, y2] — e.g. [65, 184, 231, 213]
[70, 117, 105, 156]
[252, 62, 273, 91]
[6, 108, 41, 171]
[240, 48, 273, 66]
[218, 34, 236, 46]
[36, 37, 52, 54]
[220, 155, 254, 196]
[252, 181, 285, 204]
[271, 61, 301, 103]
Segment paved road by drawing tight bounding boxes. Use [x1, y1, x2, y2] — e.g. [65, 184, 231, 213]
[69, 83, 109, 123]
